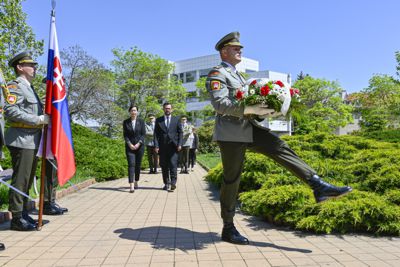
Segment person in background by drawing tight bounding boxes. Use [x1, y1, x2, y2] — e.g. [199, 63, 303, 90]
[154, 103, 182, 191]
[145, 114, 158, 174]
[179, 115, 192, 174]
[4, 52, 49, 231]
[206, 32, 352, 245]
[188, 128, 199, 172]
[123, 105, 145, 193]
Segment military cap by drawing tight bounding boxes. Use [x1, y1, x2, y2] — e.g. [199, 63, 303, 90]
[215, 31, 243, 51]
[8, 51, 38, 67]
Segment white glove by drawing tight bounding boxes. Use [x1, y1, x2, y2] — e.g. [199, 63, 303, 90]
[244, 104, 275, 116]
[38, 114, 50, 125]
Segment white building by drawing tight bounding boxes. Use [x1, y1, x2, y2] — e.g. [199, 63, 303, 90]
[172, 54, 292, 134]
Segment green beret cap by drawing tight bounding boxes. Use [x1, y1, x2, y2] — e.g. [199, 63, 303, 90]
[8, 51, 38, 67]
[215, 31, 243, 51]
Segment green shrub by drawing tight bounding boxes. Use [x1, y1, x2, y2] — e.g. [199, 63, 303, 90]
[197, 120, 219, 153]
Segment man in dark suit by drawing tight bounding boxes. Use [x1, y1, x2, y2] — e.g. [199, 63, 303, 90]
[154, 103, 183, 191]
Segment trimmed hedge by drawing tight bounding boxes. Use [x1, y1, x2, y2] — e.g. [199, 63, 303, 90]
[205, 132, 400, 235]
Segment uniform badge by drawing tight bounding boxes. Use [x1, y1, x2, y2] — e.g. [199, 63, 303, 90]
[208, 71, 220, 77]
[6, 94, 17, 104]
[211, 81, 221, 90]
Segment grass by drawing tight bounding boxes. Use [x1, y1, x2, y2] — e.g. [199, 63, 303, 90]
[197, 153, 221, 171]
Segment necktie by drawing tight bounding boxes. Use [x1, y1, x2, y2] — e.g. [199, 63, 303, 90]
[166, 117, 170, 129]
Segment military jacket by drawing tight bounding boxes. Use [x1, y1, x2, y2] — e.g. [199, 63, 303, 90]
[145, 122, 155, 147]
[3, 76, 43, 149]
[206, 62, 253, 142]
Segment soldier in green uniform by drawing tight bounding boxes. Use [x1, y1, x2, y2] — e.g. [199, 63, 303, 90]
[43, 159, 68, 215]
[206, 32, 352, 245]
[4, 52, 49, 231]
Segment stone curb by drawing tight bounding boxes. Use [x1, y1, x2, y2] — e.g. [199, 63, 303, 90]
[0, 178, 96, 223]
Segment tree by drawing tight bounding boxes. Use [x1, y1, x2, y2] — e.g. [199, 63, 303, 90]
[359, 74, 400, 131]
[0, 0, 44, 80]
[111, 47, 187, 117]
[293, 76, 354, 133]
[61, 45, 124, 137]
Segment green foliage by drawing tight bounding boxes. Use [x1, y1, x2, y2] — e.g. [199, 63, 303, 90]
[205, 132, 400, 235]
[197, 120, 219, 153]
[0, 0, 44, 80]
[292, 76, 354, 134]
[358, 129, 400, 143]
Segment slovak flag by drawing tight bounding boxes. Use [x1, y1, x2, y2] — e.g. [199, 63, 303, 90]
[44, 14, 76, 186]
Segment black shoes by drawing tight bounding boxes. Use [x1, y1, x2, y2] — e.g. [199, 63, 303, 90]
[43, 202, 65, 215]
[10, 217, 36, 231]
[170, 184, 176, 191]
[310, 175, 352, 203]
[22, 211, 38, 225]
[221, 223, 249, 245]
[163, 184, 169, 190]
[0, 243, 5, 251]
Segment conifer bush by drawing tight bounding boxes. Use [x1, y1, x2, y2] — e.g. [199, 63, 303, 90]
[205, 131, 400, 235]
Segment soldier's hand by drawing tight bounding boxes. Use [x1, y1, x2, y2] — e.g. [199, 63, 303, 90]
[38, 114, 50, 125]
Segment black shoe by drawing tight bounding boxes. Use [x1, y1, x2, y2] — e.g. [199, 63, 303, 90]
[53, 203, 68, 213]
[43, 202, 64, 215]
[170, 184, 176, 191]
[0, 243, 5, 251]
[10, 217, 36, 231]
[163, 184, 169, 190]
[310, 175, 353, 203]
[221, 224, 249, 245]
[22, 211, 37, 225]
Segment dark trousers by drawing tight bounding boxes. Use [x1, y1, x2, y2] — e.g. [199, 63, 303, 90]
[179, 146, 190, 171]
[159, 143, 178, 186]
[146, 145, 158, 172]
[189, 148, 197, 168]
[7, 146, 38, 217]
[125, 146, 144, 183]
[44, 159, 57, 203]
[218, 125, 315, 224]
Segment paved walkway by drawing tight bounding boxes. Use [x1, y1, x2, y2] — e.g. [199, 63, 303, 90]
[1, 165, 400, 266]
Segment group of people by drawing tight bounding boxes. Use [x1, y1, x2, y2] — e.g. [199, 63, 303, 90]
[122, 103, 198, 193]
[1, 52, 68, 234]
[0, 31, 353, 248]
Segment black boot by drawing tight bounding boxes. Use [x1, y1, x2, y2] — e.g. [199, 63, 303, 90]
[308, 175, 352, 203]
[53, 202, 68, 213]
[10, 217, 36, 231]
[43, 202, 64, 215]
[0, 243, 5, 251]
[22, 211, 37, 225]
[221, 223, 249, 245]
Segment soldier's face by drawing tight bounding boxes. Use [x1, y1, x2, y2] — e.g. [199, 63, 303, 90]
[17, 63, 37, 79]
[221, 46, 242, 65]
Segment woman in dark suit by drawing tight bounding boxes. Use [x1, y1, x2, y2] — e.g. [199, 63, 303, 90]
[123, 105, 145, 193]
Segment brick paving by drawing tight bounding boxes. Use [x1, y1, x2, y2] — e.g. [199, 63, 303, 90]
[1, 165, 400, 266]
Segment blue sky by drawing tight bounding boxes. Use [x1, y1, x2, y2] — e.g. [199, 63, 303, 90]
[22, 0, 399, 93]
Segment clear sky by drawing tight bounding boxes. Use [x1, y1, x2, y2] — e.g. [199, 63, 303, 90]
[22, 0, 399, 93]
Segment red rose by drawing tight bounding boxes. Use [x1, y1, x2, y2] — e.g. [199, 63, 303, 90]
[236, 90, 244, 100]
[260, 85, 270, 96]
[290, 88, 300, 96]
[274, 80, 284, 87]
[250, 80, 257, 86]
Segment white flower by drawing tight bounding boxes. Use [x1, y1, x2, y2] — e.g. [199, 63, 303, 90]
[249, 89, 255, 95]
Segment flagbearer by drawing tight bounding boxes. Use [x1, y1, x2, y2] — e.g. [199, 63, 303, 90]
[4, 52, 49, 231]
[43, 159, 68, 215]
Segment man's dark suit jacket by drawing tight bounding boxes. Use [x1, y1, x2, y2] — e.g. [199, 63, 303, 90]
[154, 116, 183, 149]
[123, 118, 146, 150]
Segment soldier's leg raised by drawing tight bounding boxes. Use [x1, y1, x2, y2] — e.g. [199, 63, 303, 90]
[249, 125, 352, 203]
[218, 141, 249, 245]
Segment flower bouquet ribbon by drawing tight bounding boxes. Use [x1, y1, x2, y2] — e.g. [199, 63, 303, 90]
[237, 78, 300, 118]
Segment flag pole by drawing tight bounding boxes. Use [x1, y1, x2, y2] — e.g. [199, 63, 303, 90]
[37, 0, 56, 231]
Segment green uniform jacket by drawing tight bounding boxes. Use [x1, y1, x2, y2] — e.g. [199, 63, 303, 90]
[206, 62, 253, 143]
[4, 76, 43, 149]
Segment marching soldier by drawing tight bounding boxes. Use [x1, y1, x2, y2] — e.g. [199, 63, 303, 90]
[206, 32, 352, 245]
[4, 52, 49, 231]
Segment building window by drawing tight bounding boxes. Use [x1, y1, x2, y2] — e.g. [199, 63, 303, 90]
[179, 73, 184, 83]
[245, 69, 255, 73]
[185, 71, 196, 83]
[200, 68, 212, 78]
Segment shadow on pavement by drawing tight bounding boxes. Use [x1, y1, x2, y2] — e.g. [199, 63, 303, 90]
[114, 226, 311, 253]
[89, 186, 163, 192]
